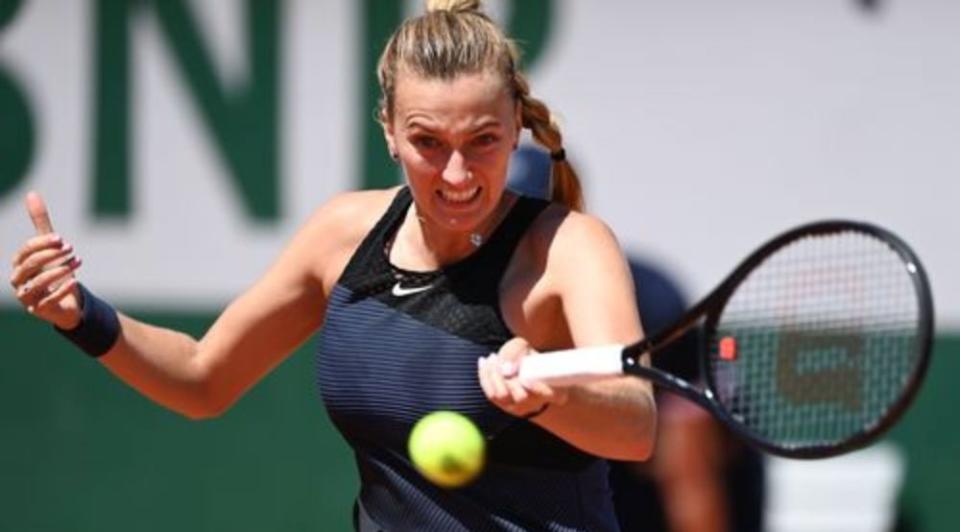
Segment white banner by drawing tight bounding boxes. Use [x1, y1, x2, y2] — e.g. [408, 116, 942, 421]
[1, 0, 957, 327]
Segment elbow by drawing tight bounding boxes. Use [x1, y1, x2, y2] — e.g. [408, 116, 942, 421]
[186, 383, 236, 421]
[630, 432, 657, 462]
[173, 391, 229, 420]
[178, 361, 233, 421]
[610, 425, 656, 462]
[180, 401, 227, 421]
[618, 394, 658, 462]
[596, 433, 655, 462]
[585, 415, 656, 462]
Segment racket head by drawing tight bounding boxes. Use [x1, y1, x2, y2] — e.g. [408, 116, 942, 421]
[700, 220, 934, 458]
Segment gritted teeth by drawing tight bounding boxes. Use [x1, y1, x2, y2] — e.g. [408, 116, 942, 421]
[438, 187, 481, 204]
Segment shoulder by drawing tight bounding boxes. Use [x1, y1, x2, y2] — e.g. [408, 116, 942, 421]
[524, 203, 625, 269]
[303, 187, 400, 240]
[295, 187, 403, 287]
[525, 203, 633, 303]
[507, 199, 631, 304]
[504, 200, 640, 347]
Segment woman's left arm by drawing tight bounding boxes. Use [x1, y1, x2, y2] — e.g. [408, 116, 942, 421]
[480, 212, 657, 461]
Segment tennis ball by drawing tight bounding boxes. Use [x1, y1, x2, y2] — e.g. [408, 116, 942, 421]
[408, 411, 485, 488]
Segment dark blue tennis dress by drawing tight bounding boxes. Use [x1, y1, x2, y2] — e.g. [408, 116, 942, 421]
[315, 187, 620, 531]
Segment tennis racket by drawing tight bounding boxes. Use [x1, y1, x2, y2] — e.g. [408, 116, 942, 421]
[519, 220, 934, 459]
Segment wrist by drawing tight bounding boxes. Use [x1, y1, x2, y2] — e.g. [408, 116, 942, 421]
[522, 402, 551, 420]
[54, 283, 120, 358]
[54, 307, 83, 332]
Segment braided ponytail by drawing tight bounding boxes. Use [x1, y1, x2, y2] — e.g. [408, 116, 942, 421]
[512, 72, 584, 212]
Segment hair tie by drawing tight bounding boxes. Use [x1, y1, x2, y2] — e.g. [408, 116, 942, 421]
[550, 149, 566, 162]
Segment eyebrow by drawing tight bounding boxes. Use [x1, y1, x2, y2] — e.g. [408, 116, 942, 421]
[404, 117, 505, 133]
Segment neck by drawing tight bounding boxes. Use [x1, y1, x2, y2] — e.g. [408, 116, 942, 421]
[394, 192, 514, 270]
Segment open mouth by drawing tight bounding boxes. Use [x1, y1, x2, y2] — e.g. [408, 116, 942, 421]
[437, 186, 482, 205]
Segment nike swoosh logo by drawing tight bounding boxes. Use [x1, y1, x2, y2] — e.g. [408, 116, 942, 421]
[391, 282, 433, 297]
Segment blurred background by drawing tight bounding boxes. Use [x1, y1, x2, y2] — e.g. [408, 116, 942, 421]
[1, 1, 957, 530]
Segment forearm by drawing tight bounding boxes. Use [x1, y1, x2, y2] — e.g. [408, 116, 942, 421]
[99, 314, 212, 419]
[534, 377, 656, 461]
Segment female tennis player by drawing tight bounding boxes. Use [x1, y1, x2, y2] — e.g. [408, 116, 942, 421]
[9, 1, 655, 529]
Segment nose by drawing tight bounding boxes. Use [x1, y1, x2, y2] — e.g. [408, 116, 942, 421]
[441, 150, 471, 186]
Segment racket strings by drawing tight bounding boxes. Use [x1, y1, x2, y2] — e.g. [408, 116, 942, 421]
[710, 230, 922, 450]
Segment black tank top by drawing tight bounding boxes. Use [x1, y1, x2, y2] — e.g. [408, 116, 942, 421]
[315, 187, 620, 531]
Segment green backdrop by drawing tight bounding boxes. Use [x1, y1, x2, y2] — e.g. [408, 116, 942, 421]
[0, 307, 957, 531]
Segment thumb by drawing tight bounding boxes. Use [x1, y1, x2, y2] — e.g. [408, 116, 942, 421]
[25, 191, 55, 235]
[497, 337, 535, 376]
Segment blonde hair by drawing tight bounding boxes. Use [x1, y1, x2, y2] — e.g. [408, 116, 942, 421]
[377, 0, 584, 211]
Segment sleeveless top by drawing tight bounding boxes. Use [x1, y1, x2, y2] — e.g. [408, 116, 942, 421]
[315, 187, 620, 532]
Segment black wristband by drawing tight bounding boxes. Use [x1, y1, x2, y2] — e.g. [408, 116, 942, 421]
[55, 283, 121, 358]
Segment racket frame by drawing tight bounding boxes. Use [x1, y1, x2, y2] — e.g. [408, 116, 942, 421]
[619, 220, 934, 458]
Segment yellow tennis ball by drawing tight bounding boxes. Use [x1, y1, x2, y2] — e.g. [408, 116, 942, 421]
[408, 411, 485, 488]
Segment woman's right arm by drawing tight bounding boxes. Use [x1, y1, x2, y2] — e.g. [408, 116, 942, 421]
[9, 191, 377, 420]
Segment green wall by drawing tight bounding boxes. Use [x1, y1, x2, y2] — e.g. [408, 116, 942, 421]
[0, 307, 957, 531]
[0, 307, 357, 531]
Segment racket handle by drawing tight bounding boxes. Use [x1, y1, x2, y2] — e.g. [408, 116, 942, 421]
[518, 344, 626, 386]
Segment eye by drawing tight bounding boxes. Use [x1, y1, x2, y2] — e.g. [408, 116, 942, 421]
[473, 133, 500, 147]
[411, 135, 442, 150]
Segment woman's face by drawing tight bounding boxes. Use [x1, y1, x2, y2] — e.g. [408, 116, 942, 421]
[385, 70, 521, 235]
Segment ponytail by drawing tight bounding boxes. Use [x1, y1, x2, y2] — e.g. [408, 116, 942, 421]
[512, 72, 584, 211]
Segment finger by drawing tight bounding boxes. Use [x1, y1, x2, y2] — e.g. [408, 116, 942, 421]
[477, 357, 494, 399]
[497, 338, 534, 378]
[34, 277, 79, 312]
[18, 256, 81, 300]
[524, 379, 554, 399]
[503, 377, 530, 405]
[525, 380, 567, 405]
[483, 355, 510, 402]
[10, 243, 74, 286]
[498, 337, 531, 361]
[10, 233, 64, 270]
[25, 191, 56, 235]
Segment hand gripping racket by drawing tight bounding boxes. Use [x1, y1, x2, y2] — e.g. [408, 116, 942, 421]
[519, 220, 934, 458]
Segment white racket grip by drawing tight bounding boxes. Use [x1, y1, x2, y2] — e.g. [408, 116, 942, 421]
[518, 344, 626, 387]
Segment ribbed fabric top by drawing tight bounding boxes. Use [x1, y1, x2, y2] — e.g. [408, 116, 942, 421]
[315, 188, 620, 531]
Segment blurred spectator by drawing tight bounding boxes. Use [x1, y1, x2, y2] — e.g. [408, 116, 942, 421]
[508, 145, 765, 532]
[609, 258, 765, 532]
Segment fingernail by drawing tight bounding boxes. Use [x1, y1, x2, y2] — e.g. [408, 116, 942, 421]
[499, 361, 515, 375]
[50, 234, 61, 243]
[63, 243, 73, 253]
[71, 256, 83, 268]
